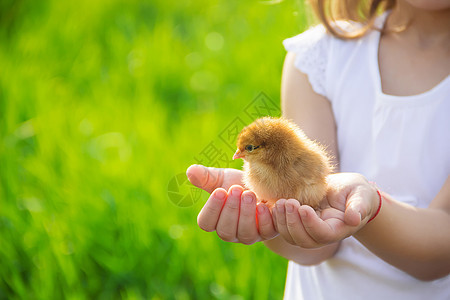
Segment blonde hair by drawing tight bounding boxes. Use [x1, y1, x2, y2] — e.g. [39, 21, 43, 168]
[308, 0, 396, 39]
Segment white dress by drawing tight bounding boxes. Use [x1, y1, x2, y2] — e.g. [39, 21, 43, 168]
[282, 13, 450, 300]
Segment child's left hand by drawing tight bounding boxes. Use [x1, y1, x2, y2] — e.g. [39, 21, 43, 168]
[272, 173, 380, 248]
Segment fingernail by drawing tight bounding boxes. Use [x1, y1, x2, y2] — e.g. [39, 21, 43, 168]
[215, 190, 226, 201]
[286, 203, 294, 213]
[230, 187, 241, 197]
[243, 193, 254, 204]
[349, 205, 362, 218]
[257, 205, 265, 214]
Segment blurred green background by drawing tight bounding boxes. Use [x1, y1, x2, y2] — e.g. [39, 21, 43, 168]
[0, 0, 315, 298]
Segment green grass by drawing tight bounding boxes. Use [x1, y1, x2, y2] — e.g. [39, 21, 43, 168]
[0, 0, 315, 298]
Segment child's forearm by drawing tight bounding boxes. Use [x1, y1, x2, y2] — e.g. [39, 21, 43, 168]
[264, 236, 340, 265]
[354, 186, 450, 281]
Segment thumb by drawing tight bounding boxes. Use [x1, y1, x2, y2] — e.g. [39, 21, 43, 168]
[186, 164, 224, 194]
[344, 202, 362, 227]
[344, 190, 372, 226]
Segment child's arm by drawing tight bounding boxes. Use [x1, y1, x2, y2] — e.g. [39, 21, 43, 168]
[281, 52, 340, 169]
[354, 176, 450, 281]
[263, 234, 339, 265]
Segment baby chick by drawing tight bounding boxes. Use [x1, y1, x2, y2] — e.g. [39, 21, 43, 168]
[233, 117, 332, 209]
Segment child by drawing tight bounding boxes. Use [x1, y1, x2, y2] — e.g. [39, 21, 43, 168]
[187, 0, 450, 298]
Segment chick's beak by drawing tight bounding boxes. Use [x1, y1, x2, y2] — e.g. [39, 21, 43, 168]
[233, 149, 245, 160]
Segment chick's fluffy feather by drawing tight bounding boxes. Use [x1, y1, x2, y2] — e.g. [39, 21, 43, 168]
[235, 117, 332, 208]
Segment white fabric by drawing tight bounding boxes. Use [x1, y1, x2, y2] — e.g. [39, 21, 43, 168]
[283, 25, 329, 97]
[282, 13, 450, 300]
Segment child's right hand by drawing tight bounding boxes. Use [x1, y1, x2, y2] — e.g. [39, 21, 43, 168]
[186, 165, 278, 244]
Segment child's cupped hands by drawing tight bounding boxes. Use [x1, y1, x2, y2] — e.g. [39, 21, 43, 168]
[187, 165, 380, 248]
[186, 165, 278, 244]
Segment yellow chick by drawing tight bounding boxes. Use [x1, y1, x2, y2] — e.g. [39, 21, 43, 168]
[233, 117, 332, 209]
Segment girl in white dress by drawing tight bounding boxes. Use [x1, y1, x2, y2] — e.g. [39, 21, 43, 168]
[187, 0, 450, 298]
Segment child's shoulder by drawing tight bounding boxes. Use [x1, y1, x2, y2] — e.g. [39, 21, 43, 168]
[282, 18, 383, 98]
[283, 24, 329, 52]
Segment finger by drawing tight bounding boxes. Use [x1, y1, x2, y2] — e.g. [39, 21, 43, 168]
[344, 188, 374, 226]
[272, 206, 279, 232]
[216, 185, 243, 242]
[299, 205, 344, 245]
[256, 204, 278, 240]
[274, 199, 296, 245]
[345, 202, 362, 227]
[186, 164, 224, 194]
[197, 188, 227, 232]
[284, 199, 315, 246]
[237, 191, 259, 245]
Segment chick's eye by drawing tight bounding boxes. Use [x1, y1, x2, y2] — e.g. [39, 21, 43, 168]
[245, 145, 260, 152]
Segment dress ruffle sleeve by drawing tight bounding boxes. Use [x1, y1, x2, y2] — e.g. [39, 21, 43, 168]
[283, 25, 330, 98]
